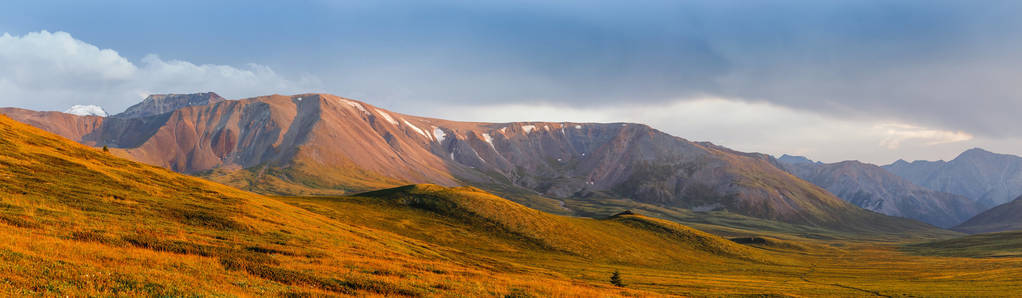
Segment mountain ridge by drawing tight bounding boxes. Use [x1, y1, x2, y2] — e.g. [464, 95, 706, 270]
[1, 92, 942, 232]
[884, 148, 1022, 208]
[778, 157, 982, 228]
[954, 196, 1022, 234]
[113, 92, 225, 118]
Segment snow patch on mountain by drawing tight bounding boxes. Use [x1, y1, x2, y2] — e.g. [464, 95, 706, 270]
[433, 127, 446, 143]
[64, 105, 108, 117]
[403, 119, 427, 137]
[522, 125, 535, 134]
[341, 99, 368, 114]
[375, 109, 398, 125]
[481, 133, 497, 151]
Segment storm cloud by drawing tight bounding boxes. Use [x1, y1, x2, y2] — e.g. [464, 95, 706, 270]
[2, 1, 1022, 162]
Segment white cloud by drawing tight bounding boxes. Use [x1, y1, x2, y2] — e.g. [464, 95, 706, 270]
[876, 123, 973, 149]
[414, 97, 987, 164]
[0, 30, 319, 113]
[64, 104, 108, 117]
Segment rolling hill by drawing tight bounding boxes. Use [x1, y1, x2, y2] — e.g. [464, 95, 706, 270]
[282, 184, 1022, 296]
[953, 196, 1022, 234]
[331, 184, 777, 265]
[1, 93, 943, 232]
[778, 156, 982, 228]
[905, 229, 1022, 257]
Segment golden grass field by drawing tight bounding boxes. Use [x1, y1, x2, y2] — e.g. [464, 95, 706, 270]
[3, 114, 1022, 297]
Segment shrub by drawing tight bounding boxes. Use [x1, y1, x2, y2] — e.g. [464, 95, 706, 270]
[70, 231, 124, 246]
[0, 214, 40, 229]
[505, 288, 535, 298]
[610, 270, 625, 287]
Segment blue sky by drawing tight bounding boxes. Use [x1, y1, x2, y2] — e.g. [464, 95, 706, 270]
[2, 0, 1022, 163]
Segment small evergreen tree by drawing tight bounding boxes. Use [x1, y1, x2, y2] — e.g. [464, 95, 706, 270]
[102, 145, 109, 152]
[610, 270, 624, 287]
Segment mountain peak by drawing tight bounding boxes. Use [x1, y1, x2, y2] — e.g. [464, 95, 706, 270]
[777, 154, 816, 165]
[959, 147, 993, 157]
[951, 147, 1020, 164]
[890, 159, 910, 166]
[113, 92, 225, 118]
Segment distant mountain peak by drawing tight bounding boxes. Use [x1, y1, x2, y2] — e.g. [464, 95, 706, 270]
[885, 148, 1022, 208]
[950, 147, 1021, 166]
[781, 157, 982, 228]
[113, 92, 225, 118]
[958, 147, 993, 157]
[777, 154, 816, 165]
[889, 159, 910, 166]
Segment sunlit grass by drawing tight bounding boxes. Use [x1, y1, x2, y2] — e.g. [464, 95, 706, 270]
[3, 113, 1022, 296]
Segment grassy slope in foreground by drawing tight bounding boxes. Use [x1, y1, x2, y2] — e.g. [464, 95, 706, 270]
[353, 184, 781, 266]
[0, 114, 654, 296]
[6, 112, 1022, 296]
[280, 184, 1022, 296]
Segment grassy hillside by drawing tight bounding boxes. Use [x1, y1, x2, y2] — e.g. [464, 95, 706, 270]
[6, 113, 1022, 296]
[905, 231, 1022, 258]
[0, 115, 651, 296]
[953, 196, 1022, 234]
[282, 184, 1022, 296]
[346, 184, 783, 265]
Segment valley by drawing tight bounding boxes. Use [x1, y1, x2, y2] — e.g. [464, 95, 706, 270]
[5, 4, 1022, 296]
[1, 110, 1022, 296]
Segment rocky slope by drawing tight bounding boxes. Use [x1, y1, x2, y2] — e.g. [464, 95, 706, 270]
[884, 148, 1022, 208]
[113, 92, 225, 118]
[778, 156, 982, 228]
[953, 196, 1022, 234]
[1, 93, 938, 230]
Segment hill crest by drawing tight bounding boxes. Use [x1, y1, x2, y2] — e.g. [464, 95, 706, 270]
[1, 93, 941, 232]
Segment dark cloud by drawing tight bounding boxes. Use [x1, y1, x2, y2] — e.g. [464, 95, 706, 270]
[3, 0, 1022, 137]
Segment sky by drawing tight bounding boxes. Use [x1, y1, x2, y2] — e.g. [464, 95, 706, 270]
[2, 0, 1022, 164]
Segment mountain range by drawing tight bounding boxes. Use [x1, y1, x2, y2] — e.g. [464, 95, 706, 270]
[0, 92, 937, 233]
[9, 92, 1022, 235]
[0, 112, 789, 296]
[777, 155, 982, 228]
[7, 92, 1022, 295]
[884, 148, 1022, 208]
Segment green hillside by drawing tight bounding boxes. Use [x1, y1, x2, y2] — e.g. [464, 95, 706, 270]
[905, 231, 1022, 258]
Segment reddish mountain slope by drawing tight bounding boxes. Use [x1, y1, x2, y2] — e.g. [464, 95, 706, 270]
[1, 93, 936, 229]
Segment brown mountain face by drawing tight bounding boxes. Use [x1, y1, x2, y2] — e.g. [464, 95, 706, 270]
[0, 93, 936, 230]
[954, 196, 1022, 234]
[778, 157, 983, 228]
